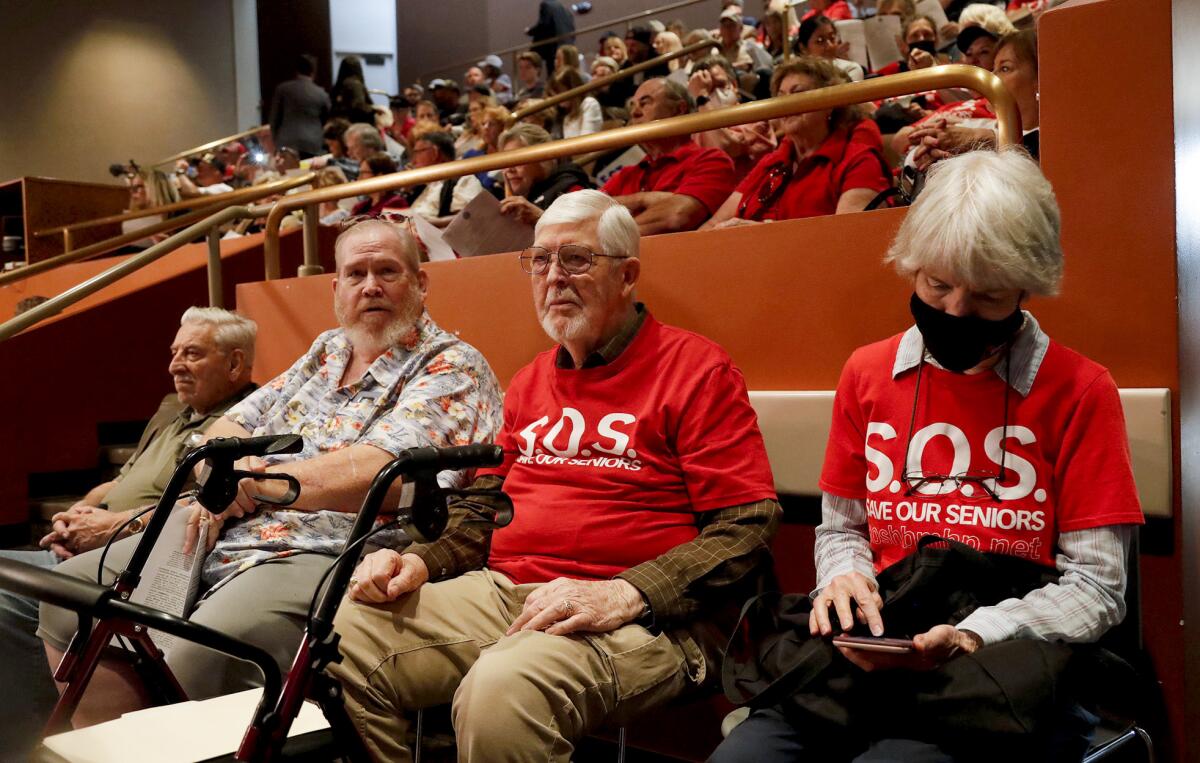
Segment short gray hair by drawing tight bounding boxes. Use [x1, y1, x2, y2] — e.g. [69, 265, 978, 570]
[654, 77, 695, 115]
[334, 219, 421, 274]
[536, 190, 640, 260]
[958, 4, 1016, 36]
[498, 122, 556, 175]
[345, 123, 386, 152]
[884, 149, 1063, 295]
[180, 307, 257, 366]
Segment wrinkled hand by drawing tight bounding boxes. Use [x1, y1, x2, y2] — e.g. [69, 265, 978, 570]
[688, 68, 714, 99]
[217, 456, 269, 520]
[40, 505, 124, 558]
[836, 624, 982, 672]
[348, 550, 429, 603]
[809, 571, 884, 637]
[182, 500, 222, 555]
[908, 48, 935, 70]
[507, 577, 645, 637]
[909, 123, 991, 170]
[498, 196, 544, 225]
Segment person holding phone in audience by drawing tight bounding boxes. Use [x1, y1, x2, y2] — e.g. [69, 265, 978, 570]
[712, 149, 1145, 762]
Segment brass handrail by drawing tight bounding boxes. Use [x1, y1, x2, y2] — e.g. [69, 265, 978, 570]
[263, 65, 1018, 277]
[30, 174, 317, 239]
[0, 173, 314, 288]
[0, 203, 272, 342]
[511, 39, 715, 122]
[421, 0, 717, 81]
[151, 124, 269, 168]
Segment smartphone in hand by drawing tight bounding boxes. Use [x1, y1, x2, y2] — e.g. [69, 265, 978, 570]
[831, 635, 915, 654]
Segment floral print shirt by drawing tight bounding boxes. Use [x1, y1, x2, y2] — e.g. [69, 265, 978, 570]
[202, 312, 503, 585]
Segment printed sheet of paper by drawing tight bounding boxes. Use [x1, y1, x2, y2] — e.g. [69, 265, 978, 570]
[42, 688, 330, 763]
[863, 14, 903, 69]
[834, 20, 869, 70]
[914, 0, 953, 46]
[442, 191, 535, 258]
[408, 213, 457, 262]
[125, 504, 207, 653]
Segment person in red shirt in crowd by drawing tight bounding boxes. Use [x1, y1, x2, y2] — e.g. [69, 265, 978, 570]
[897, 30, 1040, 169]
[702, 58, 890, 229]
[602, 77, 737, 234]
[688, 55, 777, 180]
[330, 189, 781, 761]
[873, 15, 947, 76]
[349, 152, 405, 217]
[802, 0, 854, 22]
[712, 149, 1143, 763]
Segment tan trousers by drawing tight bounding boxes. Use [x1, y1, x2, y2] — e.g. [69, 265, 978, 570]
[329, 570, 698, 763]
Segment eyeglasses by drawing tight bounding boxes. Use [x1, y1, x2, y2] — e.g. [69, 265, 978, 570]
[813, 34, 841, 47]
[519, 245, 629, 275]
[901, 471, 1004, 502]
[899, 344, 1014, 502]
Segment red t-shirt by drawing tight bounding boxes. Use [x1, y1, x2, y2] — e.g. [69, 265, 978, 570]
[911, 98, 996, 129]
[482, 314, 777, 584]
[602, 142, 737, 215]
[803, 2, 853, 21]
[820, 333, 1144, 572]
[734, 126, 891, 221]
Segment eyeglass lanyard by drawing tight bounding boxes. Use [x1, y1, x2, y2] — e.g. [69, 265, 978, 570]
[902, 342, 1013, 497]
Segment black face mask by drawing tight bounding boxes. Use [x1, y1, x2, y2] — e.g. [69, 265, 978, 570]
[909, 293, 1023, 373]
[908, 39, 938, 57]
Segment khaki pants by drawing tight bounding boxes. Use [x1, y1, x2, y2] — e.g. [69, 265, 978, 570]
[329, 569, 698, 763]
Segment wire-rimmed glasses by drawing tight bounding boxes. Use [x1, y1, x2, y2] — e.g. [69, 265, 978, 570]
[519, 245, 629, 276]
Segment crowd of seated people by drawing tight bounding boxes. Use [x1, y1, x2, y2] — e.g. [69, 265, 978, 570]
[132, 0, 1050, 243]
[0, 1, 1155, 760]
[224, 0, 1049, 240]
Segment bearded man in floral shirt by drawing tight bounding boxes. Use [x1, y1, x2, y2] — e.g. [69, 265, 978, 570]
[39, 220, 502, 723]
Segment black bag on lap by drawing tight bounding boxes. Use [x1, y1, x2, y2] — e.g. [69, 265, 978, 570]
[721, 535, 1135, 761]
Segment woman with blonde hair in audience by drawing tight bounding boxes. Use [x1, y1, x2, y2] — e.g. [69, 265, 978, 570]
[546, 67, 602, 138]
[653, 31, 685, 71]
[461, 104, 513, 193]
[601, 35, 629, 67]
[701, 57, 890, 229]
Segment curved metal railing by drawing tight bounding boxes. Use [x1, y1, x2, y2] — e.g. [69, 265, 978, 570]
[261, 65, 1019, 278]
[0, 66, 1017, 343]
[0, 173, 315, 288]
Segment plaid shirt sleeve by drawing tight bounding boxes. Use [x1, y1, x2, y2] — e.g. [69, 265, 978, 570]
[408, 476, 781, 622]
[406, 474, 504, 580]
[617, 497, 781, 623]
